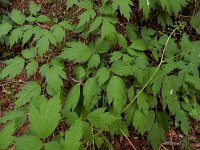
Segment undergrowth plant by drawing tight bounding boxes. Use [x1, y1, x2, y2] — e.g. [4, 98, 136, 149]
[0, 0, 200, 149]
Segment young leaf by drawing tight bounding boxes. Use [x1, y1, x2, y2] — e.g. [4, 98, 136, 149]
[22, 47, 37, 59]
[88, 16, 103, 33]
[111, 61, 133, 76]
[41, 63, 66, 95]
[51, 24, 65, 43]
[139, 0, 150, 18]
[0, 57, 25, 79]
[15, 135, 43, 150]
[132, 110, 147, 135]
[65, 84, 80, 111]
[45, 141, 61, 150]
[10, 9, 25, 25]
[25, 60, 38, 77]
[148, 122, 165, 150]
[35, 30, 56, 56]
[83, 78, 100, 112]
[15, 81, 41, 108]
[129, 39, 147, 51]
[36, 15, 51, 23]
[0, 21, 12, 37]
[29, 2, 41, 16]
[73, 66, 86, 80]
[62, 119, 84, 150]
[137, 92, 149, 116]
[76, 10, 96, 29]
[87, 108, 118, 130]
[175, 110, 189, 135]
[110, 51, 123, 62]
[87, 54, 100, 69]
[29, 94, 61, 138]
[0, 110, 24, 124]
[107, 76, 126, 114]
[112, 0, 132, 19]
[59, 42, 92, 63]
[0, 122, 15, 149]
[66, 0, 78, 10]
[9, 27, 23, 48]
[23, 26, 34, 45]
[96, 67, 110, 86]
[101, 19, 117, 40]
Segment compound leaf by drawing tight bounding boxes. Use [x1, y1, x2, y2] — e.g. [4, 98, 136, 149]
[107, 76, 126, 114]
[15, 135, 43, 150]
[15, 81, 41, 108]
[29, 94, 61, 138]
[0, 57, 25, 79]
[10, 9, 25, 25]
[0, 122, 15, 149]
[87, 108, 118, 130]
[59, 42, 92, 63]
[62, 119, 83, 150]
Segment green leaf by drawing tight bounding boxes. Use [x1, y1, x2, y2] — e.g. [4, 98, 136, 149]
[137, 92, 149, 116]
[117, 34, 128, 48]
[83, 78, 100, 112]
[10, 9, 25, 25]
[107, 76, 126, 114]
[87, 108, 118, 130]
[76, 10, 96, 29]
[112, 0, 132, 19]
[0, 57, 25, 79]
[148, 122, 165, 150]
[29, 2, 41, 15]
[23, 26, 34, 45]
[175, 110, 189, 135]
[0, 110, 24, 124]
[139, 0, 150, 18]
[41, 63, 66, 95]
[62, 119, 83, 150]
[22, 47, 36, 59]
[0, 21, 12, 37]
[35, 30, 56, 56]
[132, 110, 147, 135]
[9, 28, 23, 48]
[59, 42, 92, 63]
[88, 16, 103, 33]
[110, 51, 123, 62]
[0, 122, 15, 149]
[65, 84, 80, 111]
[73, 66, 86, 80]
[15, 81, 41, 108]
[129, 39, 147, 50]
[111, 61, 133, 76]
[185, 74, 200, 91]
[15, 135, 43, 150]
[101, 19, 117, 40]
[25, 60, 38, 77]
[96, 67, 110, 86]
[29, 94, 61, 138]
[87, 54, 100, 69]
[36, 15, 51, 23]
[51, 24, 65, 43]
[45, 141, 61, 150]
[66, 0, 78, 10]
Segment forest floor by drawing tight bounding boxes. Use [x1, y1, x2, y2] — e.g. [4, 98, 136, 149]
[0, 0, 200, 149]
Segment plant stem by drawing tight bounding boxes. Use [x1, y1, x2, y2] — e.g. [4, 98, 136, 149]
[122, 27, 178, 113]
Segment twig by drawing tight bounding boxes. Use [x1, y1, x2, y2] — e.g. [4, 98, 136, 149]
[120, 128, 137, 150]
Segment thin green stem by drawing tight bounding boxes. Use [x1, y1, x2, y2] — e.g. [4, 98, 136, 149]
[122, 27, 178, 113]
